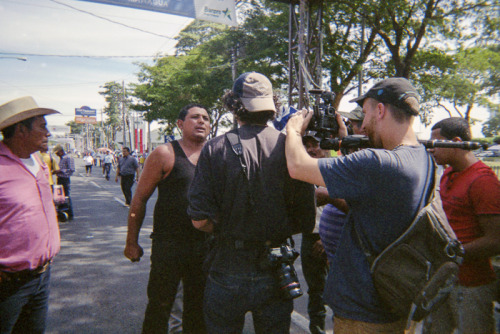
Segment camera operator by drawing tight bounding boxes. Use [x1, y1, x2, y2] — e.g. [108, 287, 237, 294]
[187, 72, 315, 333]
[285, 77, 432, 333]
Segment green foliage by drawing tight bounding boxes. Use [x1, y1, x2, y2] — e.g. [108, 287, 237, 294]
[119, 0, 498, 137]
[65, 120, 84, 134]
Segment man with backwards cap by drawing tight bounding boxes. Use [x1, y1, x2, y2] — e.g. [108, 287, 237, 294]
[0, 96, 61, 333]
[188, 72, 315, 333]
[285, 78, 432, 332]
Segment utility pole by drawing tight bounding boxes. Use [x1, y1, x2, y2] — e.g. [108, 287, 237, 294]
[122, 80, 127, 148]
[358, 13, 365, 96]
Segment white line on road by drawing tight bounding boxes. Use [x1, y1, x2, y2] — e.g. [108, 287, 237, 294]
[114, 197, 127, 207]
[90, 181, 101, 188]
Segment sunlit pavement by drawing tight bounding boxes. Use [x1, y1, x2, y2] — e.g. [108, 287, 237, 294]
[45, 158, 325, 333]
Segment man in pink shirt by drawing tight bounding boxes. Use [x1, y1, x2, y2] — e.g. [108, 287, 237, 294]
[0, 96, 61, 333]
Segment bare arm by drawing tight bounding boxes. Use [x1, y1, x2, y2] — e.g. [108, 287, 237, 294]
[115, 164, 120, 183]
[285, 109, 325, 186]
[124, 145, 174, 262]
[462, 214, 500, 261]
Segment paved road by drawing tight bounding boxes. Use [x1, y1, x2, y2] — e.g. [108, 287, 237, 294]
[45, 158, 333, 333]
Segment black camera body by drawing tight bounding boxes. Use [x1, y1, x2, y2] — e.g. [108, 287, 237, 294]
[307, 89, 339, 139]
[260, 244, 303, 299]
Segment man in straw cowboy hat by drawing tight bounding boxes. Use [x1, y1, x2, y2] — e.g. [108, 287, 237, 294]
[0, 96, 61, 333]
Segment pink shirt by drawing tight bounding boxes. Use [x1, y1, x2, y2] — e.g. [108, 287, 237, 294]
[0, 142, 60, 272]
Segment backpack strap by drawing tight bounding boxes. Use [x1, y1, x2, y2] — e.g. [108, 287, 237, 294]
[355, 152, 435, 265]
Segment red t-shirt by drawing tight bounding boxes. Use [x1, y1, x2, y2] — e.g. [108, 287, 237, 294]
[440, 161, 500, 286]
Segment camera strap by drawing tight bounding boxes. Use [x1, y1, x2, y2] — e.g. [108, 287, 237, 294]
[226, 129, 255, 207]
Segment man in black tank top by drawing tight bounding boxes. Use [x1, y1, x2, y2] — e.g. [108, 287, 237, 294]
[124, 104, 210, 334]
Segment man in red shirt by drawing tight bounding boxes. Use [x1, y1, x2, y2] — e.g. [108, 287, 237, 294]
[426, 117, 500, 333]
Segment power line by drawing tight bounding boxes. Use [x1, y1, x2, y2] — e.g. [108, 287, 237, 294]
[48, 0, 178, 40]
[0, 52, 162, 59]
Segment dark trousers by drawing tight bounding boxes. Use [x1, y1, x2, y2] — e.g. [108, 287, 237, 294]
[120, 174, 135, 205]
[57, 177, 74, 219]
[0, 267, 51, 334]
[301, 233, 328, 334]
[143, 239, 206, 334]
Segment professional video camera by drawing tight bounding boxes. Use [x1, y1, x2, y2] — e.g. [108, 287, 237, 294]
[260, 244, 303, 299]
[306, 89, 339, 139]
[320, 135, 487, 151]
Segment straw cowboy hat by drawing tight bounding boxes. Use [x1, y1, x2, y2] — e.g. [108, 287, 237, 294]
[0, 96, 60, 131]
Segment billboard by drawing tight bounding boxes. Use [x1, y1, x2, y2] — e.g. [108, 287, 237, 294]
[75, 106, 98, 124]
[79, 0, 236, 26]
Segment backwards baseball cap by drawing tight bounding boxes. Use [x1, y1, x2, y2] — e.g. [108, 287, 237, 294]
[338, 106, 364, 121]
[350, 77, 420, 116]
[302, 130, 321, 143]
[0, 96, 60, 131]
[233, 72, 276, 112]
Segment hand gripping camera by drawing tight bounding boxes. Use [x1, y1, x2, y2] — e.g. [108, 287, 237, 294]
[306, 89, 339, 139]
[260, 244, 303, 299]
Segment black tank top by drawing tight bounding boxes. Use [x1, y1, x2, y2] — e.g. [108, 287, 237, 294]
[152, 141, 205, 242]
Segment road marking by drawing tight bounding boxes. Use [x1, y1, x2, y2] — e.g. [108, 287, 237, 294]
[90, 181, 101, 188]
[291, 311, 310, 332]
[114, 197, 127, 207]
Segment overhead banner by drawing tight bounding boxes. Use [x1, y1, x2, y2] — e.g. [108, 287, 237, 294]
[79, 0, 237, 26]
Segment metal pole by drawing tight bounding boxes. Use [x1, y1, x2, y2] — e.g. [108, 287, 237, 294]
[358, 13, 365, 96]
[122, 81, 127, 147]
[288, 3, 294, 106]
[298, 0, 308, 109]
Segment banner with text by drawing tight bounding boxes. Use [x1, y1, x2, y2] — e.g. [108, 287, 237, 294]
[79, 0, 236, 26]
[75, 106, 97, 124]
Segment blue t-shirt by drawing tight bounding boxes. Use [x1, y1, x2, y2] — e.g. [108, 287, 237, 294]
[318, 145, 430, 323]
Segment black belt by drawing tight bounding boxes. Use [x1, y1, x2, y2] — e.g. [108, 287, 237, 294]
[0, 261, 51, 283]
[220, 238, 285, 250]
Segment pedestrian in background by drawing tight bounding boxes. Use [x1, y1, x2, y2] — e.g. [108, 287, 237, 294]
[83, 152, 93, 177]
[54, 144, 75, 220]
[103, 151, 114, 181]
[0, 96, 61, 333]
[285, 77, 430, 333]
[188, 72, 315, 333]
[116, 147, 140, 207]
[37, 145, 60, 190]
[124, 104, 211, 333]
[424, 117, 500, 334]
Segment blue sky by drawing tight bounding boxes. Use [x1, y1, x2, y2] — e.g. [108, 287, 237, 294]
[0, 0, 192, 126]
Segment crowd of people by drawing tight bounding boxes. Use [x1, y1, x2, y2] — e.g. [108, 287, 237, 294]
[0, 73, 499, 334]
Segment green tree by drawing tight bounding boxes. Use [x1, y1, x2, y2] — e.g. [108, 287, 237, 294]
[416, 45, 499, 125]
[65, 120, 84, 134]
[99, 81, 125, 147]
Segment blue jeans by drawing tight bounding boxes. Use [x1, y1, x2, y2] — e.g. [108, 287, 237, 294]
[0, 267, 51, 334]
[104, 163, 112, 180]
[204, 271, 293, 334]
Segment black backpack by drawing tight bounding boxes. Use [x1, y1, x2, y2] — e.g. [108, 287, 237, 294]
[356, 154, 464, 325]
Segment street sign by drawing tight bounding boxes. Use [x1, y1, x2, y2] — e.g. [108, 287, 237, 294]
[75, 106, 97, 117]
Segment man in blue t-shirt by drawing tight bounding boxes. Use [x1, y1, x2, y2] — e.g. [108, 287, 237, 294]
[285, 78, 432, 333]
